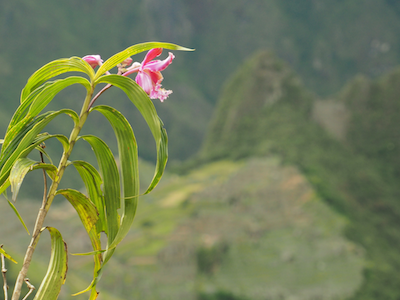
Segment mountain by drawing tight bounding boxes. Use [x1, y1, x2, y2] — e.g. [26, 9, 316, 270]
[201, 50, 400, 299]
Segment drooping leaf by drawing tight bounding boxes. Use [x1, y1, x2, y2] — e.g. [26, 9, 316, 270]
[0, 178, 9, 196]
[78, 135, 121, 296]
[72, 161, 106, 233]
[80, 135, 120, 244]
[150, 120, 168, 193]
[21, 57, 94, 103]
[0, 181, 29, 234]
[94, 75, 168, 194]
[94, 42, 193, 81]
[56, 189, 103, 298]
[0, 246, 17, 264]
[56, 189, 100, 248]
[7, 199, 30, 235]
[35, 144, 53, 165]
[9, 158, 58, 202]
[33, 227, 68, 300]
[92, 105, 139, 249]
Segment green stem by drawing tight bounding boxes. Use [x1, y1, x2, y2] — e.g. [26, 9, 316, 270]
[11, 86, 95, 300]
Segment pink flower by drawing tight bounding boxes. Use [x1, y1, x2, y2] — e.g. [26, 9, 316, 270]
[82, 55, 103, 68]
[124, 48, 175, 102]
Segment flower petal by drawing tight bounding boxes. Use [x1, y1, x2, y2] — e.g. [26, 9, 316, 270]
[150, 85, 172, 102]
[135, 71, 154, 95]
[147, 69, 163, 85]
[141, 48, 163, 67]
[144, 52, 175, 72]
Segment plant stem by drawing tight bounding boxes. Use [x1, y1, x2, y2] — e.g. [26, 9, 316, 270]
[11, 86, 95, 300]
[21, 279, 34, 300]
[1, 245, 8, 300]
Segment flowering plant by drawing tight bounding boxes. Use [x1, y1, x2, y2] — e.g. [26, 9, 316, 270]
[0, 42, 192, 300]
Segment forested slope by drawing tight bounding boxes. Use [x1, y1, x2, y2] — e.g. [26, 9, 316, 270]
[201, 50, 400, 300]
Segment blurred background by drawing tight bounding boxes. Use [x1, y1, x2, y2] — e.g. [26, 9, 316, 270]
[1, 0, 400, 299]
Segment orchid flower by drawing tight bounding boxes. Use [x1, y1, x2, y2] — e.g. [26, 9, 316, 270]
[87, 48, 175, 109]
[124, 48, 175, 102]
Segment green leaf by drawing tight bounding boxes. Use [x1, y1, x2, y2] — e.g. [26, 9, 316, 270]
[78, 136, 121, 296]
[71, 249, 105, 256]
[7, 199, 30, 235]
[8, 83, 51, 130]
[92, 105, 139, 249]
[93, 75, 168, 194]
[2, 106, 76, 156]
[28, 76, 90, 119]
[0, 182, 29, 234]
[9, 158, 58, 202]
[0, 246, 17, 264]
[1, 113, 48, 160]
[80, 135, 120, 244]
[0, 178, 9, 196]
[0, 110, 74, 188]
[33, 227, 68, 300]
[21, 57, 95, 103]
[94, 42, 193, 80]
[35, 144, 53, 165]
[57, 188, 103, 298]
[8, 79, 81, 132]
[56, 189, 100, 248]
[72, 161, 106, 233]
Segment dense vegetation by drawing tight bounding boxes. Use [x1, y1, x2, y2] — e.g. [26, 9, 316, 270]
[201, 51, 400, 299]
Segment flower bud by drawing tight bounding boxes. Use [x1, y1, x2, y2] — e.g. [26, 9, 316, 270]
[82, 55, 103, 68]
[121, 57, 133, 67]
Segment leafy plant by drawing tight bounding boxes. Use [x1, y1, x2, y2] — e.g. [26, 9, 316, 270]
[0, 42, 192, 299]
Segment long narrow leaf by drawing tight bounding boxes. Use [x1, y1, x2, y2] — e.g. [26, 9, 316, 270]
[2, 107, 77, 157]
[0, 180, 29, 234]
[8, 82, 53, 130]
[80, 135, 120, 244]
[28, 76, 90, 119]
[9, 158, 58, 202]
[21, 57, 94, 103]
[1, 113, 48, 160]
[93, 75, 168, 194]
[0, 178, 10, 196]
[72, 161, 106, 233]
[149, 121, 168, 194]
[0, 110, 75, 187]
[0, 246, 17, 264]
[92, 105, 139, 249]
[33, 227, 68, 300]
[94, 42, 193, 80]
[55, 189, 100, 247]
[7, 199, 30, 234]
[56, 188, 103, 297]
